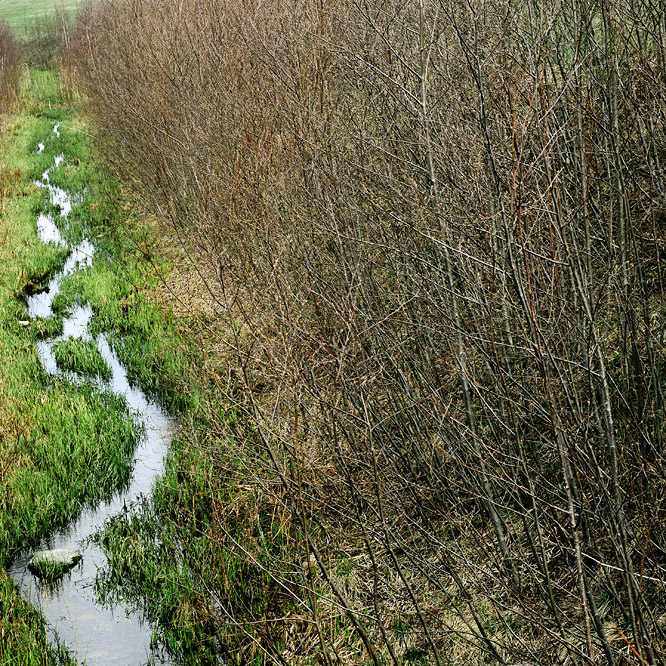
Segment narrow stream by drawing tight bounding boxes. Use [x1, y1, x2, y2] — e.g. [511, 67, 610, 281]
[7, 123, 177, 665]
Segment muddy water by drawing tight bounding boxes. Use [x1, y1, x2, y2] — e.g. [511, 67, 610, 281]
[7, 123, 177, 665]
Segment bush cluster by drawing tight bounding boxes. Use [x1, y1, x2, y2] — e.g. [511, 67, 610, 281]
[69, 0, 666, 662]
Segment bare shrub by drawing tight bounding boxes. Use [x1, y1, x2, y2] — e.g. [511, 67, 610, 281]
[69, 0, 666, 663]
[23, 8, 71, 68]
[0, 22, 21, 109]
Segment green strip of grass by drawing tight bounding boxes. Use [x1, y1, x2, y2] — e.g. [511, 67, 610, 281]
[1, 66, 213, 665]
[0, 77, 138, 666]
[0, 576, 75, 666]
[0, 69, 184, 665]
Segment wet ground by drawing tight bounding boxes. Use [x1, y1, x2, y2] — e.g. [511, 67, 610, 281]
[7, 122, 177, 665]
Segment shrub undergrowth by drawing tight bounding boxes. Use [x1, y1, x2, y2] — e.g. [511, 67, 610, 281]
[67, 0, 666, 663]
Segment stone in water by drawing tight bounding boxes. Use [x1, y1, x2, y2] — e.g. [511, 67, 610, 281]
[28, 549, 82, 580]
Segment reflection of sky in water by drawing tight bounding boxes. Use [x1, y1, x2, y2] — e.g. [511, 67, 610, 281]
[35, 212, 63, 245]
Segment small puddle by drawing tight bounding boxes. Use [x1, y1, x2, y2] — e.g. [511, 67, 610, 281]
[7, 122, 177, 665]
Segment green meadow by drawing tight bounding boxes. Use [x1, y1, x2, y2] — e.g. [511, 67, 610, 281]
[0, 0, 80, 31]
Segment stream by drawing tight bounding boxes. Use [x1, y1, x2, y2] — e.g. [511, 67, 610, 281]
[7, 123, 176, 665]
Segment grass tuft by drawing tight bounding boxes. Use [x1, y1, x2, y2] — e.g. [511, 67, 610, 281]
[52, 337, 110, 379]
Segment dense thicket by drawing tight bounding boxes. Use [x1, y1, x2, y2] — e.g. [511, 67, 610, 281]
[0, 21, 20, 109]
[69, 0, 666, 663]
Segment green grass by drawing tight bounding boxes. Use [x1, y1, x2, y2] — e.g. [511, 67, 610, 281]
[0, 67, 212, 665]
[94, 497, 220, 666]
[52, 337, 111, 380]
[0, 577, 75, 666]
[0, 76, 142, 562]
[0, 71, 168, 665]
[0, 86, 139, 663]
[0, 0, 81, 32]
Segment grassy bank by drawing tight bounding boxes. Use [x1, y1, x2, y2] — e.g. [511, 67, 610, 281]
[0, 71, 131, 665]
[0, 69, 204, 663]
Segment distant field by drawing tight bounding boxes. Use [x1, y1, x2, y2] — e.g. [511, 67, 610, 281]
[0, 0, 81, 32]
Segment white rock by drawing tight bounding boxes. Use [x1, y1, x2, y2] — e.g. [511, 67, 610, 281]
[28, 548, 82, 578]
